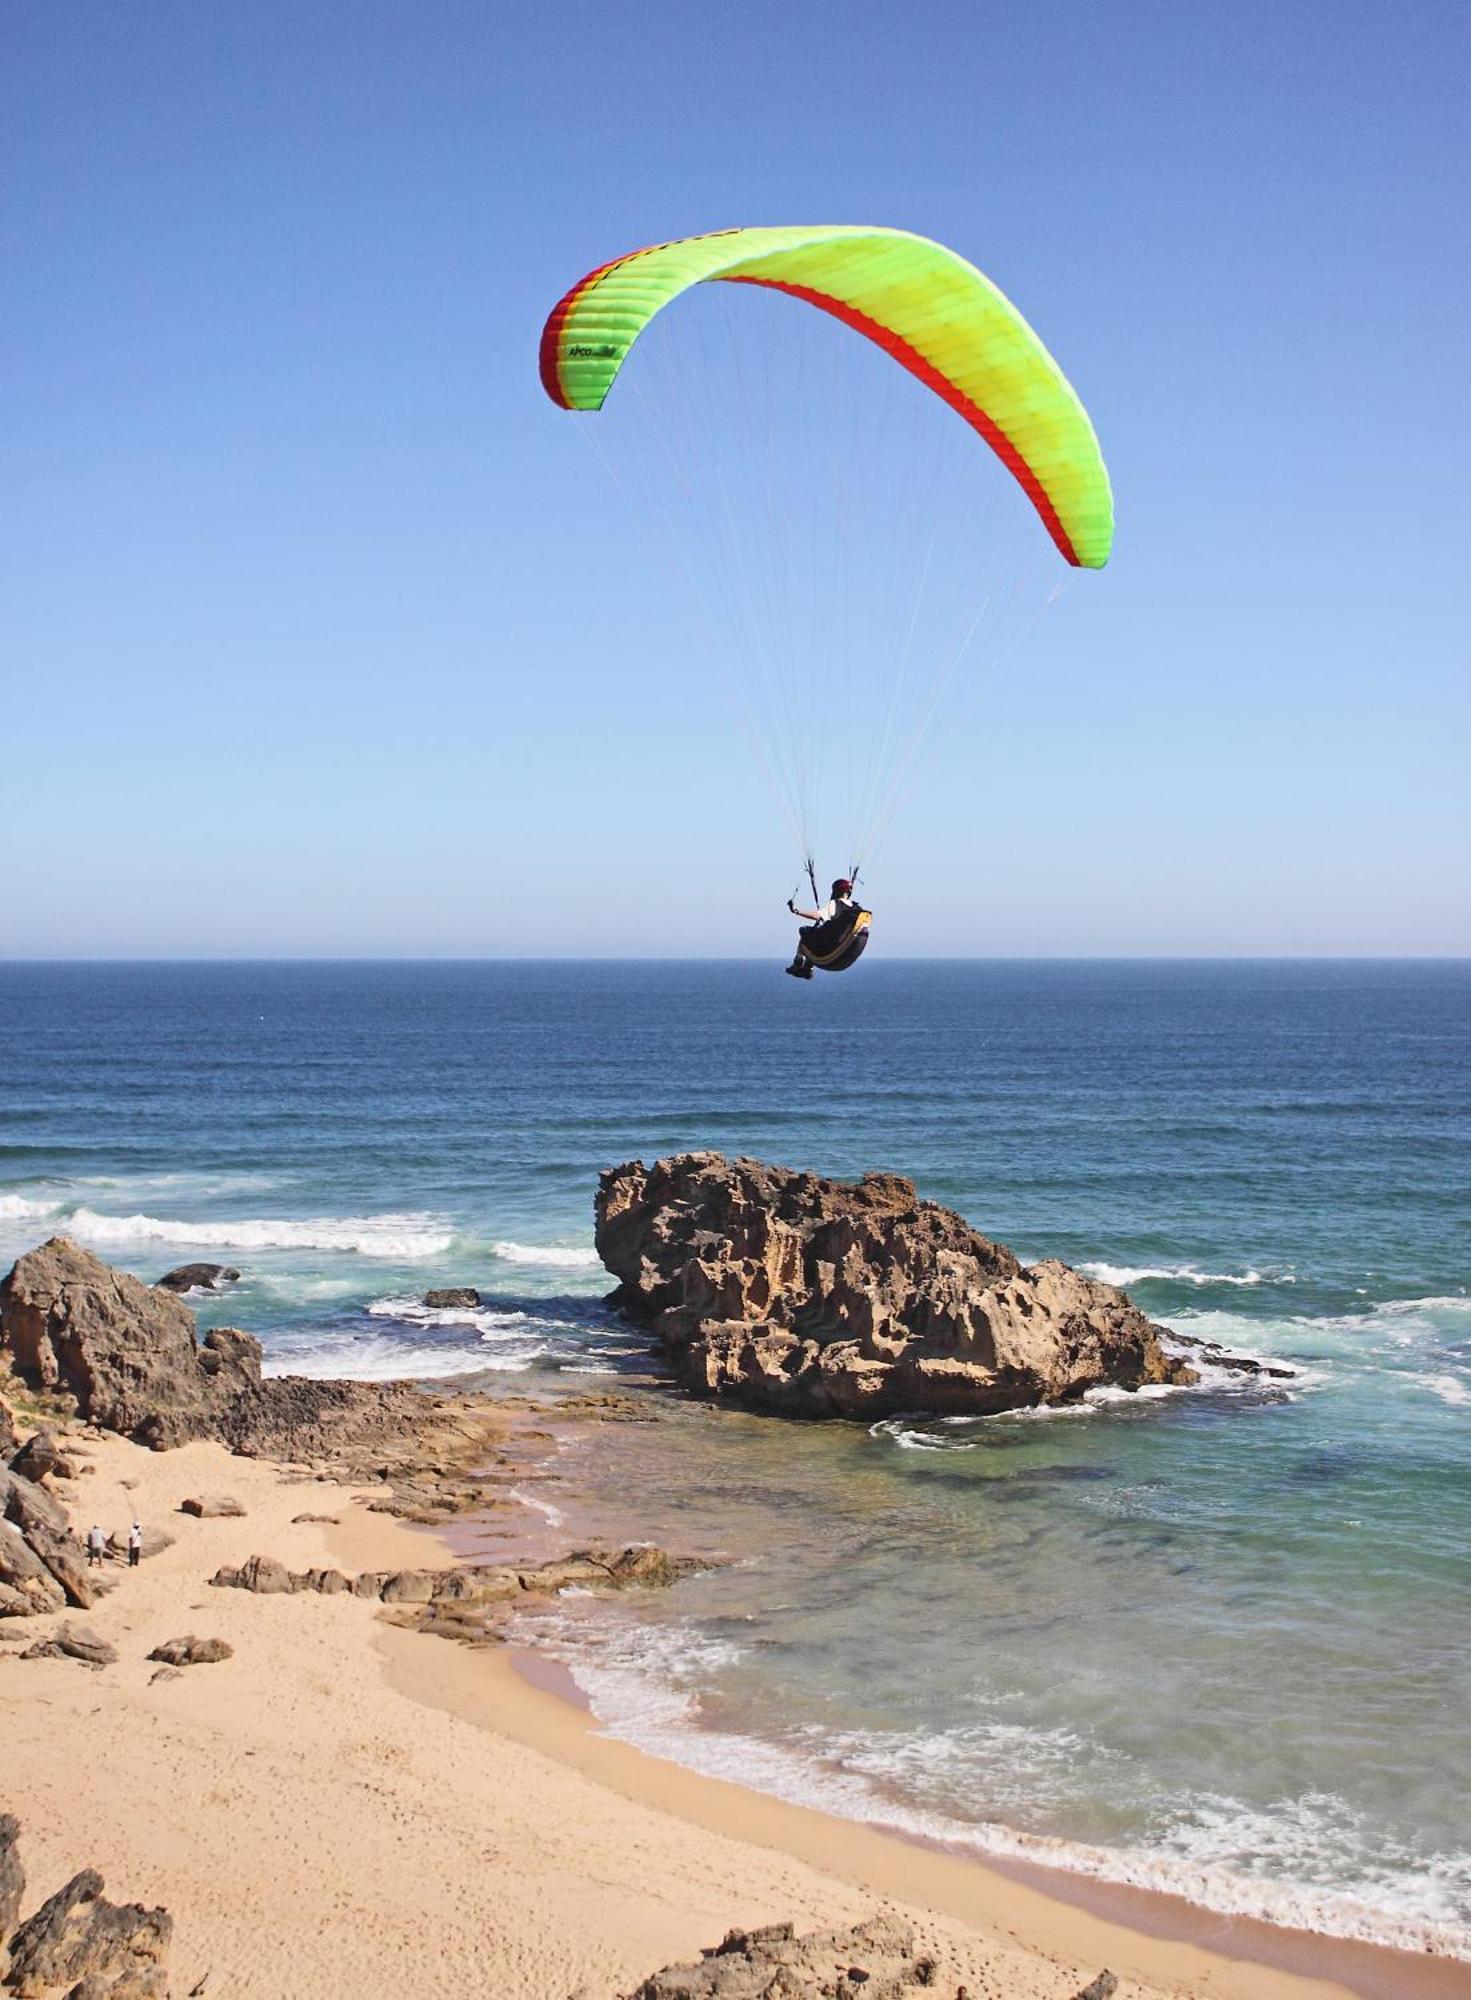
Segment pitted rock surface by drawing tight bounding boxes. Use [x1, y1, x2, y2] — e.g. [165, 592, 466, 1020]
[0, 1239, 259, 1448]
[625, 1915, 934, 1998]
[597, 1153, 1190, 1419]
[4, 1862, 172, 1997]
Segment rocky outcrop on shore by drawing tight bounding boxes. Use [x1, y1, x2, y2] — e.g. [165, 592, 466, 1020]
[0, 1816, 172, 1998]
[627, 1917, 1119, 2000]
[597, 1153, 1192, 1420]
[626, 1916, 935, 1999]
[0, 1240, 511, 1501]
[211, 1542, 717, 1644]
[1, 1238, 260, 1448]
[1, 1440, 96, 1618]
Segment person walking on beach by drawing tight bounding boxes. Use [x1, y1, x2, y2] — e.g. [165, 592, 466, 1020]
[127, 1521, 143, 1567]
[86, 1524, 106, 1568]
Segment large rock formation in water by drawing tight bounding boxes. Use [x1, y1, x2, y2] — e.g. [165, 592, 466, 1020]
[596, 1153, 1190, 1420]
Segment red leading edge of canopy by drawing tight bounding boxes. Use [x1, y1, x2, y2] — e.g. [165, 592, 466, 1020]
[722, 275, 1082, 566]
[538, 250, 649, 408]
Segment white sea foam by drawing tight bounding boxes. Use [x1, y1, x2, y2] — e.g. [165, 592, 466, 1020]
[1081, 1260, 1268, 1288]
[528, 1610, 1471, 1959]
[63, 1207, 454, 1259]
[262, 1337, 509, 1383]
[870, 1379, 1201, 1450]
[366, 1295, 530, 1332]
[1413, 1373, 1471, 1409]
[354, 1293, 629, 1378]
[492, 1240, 602, 1268]
[1377, 1294, 1471, 1317]
[510, 1485, 567, 1530]
[0, 1194, 60, 1222]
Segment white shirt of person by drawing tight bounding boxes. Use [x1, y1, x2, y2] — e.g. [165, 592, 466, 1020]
[813, 897, 854, 924]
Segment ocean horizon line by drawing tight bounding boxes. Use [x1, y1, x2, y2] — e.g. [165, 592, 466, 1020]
[3, 953, 1469, 968]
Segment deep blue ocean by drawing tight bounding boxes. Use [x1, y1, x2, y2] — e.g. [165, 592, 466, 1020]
[2, 960, 1468, 1955]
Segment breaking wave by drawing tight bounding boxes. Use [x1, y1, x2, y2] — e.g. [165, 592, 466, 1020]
[1080, 1259, 1269, 1288]
[62, 1206, 455, 1259]
[492, 1240, 602, 1268]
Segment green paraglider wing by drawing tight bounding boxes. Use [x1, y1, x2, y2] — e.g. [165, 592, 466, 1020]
[539, 225, 1112, 568]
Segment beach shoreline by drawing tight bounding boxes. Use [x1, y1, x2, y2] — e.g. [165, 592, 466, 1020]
[3, 1409, 1462, 1999]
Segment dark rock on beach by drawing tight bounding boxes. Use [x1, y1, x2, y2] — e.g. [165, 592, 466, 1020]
[5, 1861, 172, 1998]
[179, 1494, 245, 1518]
[423, 1287, 481, 1309]
[0, 1812, 22, 1938]
[625, 1914, 935, 1999]
[597, 1153, 1192, 1421]
[154, 1262, 240, 1293]
[20, 1621, 118, 1667]
[147, 1634, 233, 1667]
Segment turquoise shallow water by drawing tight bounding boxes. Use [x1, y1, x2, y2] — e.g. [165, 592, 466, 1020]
[2, 959, 1468, 1953]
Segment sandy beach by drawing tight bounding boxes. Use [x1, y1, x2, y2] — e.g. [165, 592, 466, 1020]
[4, 1423, 1461, 2000]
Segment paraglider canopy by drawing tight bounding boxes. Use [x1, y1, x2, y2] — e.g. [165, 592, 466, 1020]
[539, 224, 1113, 568]
[539, 223, 1113, 908]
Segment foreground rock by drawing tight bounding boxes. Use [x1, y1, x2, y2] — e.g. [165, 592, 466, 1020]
[423, 1287, 480, 1309]
[5, 1863, 172, 1998]
[625, 1915, 935, 1998]
[597, 1154, 1192, 1420]
[0, 1814, 21, 1939]
[154, 1262, 240, 1293]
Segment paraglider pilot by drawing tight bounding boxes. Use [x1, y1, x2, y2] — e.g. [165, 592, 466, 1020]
[786, 879, 859, 980]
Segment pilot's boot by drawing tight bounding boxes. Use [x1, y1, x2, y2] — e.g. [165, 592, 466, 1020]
[785, 956, 813, 980]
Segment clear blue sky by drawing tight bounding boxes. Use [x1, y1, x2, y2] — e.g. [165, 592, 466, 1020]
[4, 2, 1467, 956]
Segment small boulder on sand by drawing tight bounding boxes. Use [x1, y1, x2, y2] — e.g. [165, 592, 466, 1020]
[208, 1554, 292, 1594]
[180, 1494, 246, 1518]
[21, 1621, 118, 1667]
[147, 1634, 234, 1667]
